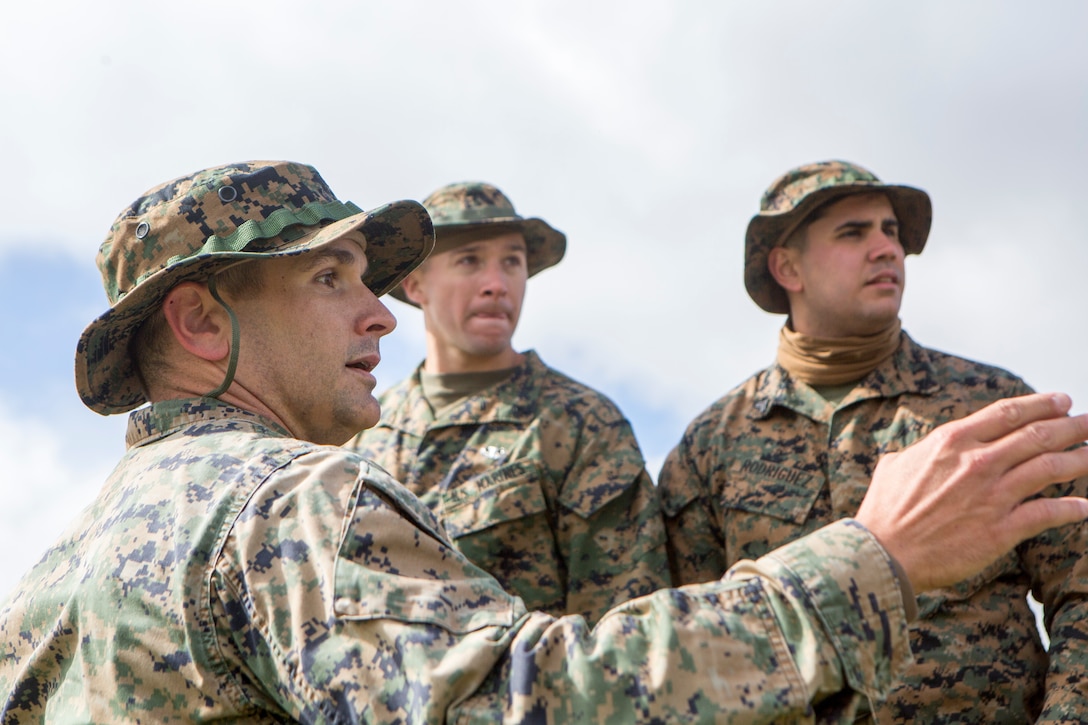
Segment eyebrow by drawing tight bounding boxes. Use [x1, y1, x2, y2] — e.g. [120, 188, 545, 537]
[301, 246, 368, 273]
[455, 240, 528, 254]
[834, 217, 898, 232]
[303, 247, 354, 268]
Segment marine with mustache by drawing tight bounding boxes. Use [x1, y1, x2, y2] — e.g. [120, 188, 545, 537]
[344, 181, 668, 625]
[658, 160, 1088, 722]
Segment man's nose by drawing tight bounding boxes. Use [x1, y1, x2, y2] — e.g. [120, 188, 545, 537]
[479, 262, 509, 297]
[870, 231, 904, 261]
[357, 287, 397, 336]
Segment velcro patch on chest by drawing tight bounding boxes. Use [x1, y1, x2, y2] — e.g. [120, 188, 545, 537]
[735, 458, 816, 487]
[719, 458, 823, 524]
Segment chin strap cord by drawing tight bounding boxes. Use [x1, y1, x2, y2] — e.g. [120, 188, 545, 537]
[204, 274, 241, 400]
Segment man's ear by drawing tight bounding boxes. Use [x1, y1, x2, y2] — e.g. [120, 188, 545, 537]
[400, 270, 427, 307]
[161, 281, 231, 362]
[767, 246, 803, 294]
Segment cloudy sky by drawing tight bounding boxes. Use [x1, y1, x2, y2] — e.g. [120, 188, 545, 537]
[1, 1, 1086, 597]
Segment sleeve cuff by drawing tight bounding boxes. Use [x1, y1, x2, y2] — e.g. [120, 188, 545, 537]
[756, 518, 915, 700]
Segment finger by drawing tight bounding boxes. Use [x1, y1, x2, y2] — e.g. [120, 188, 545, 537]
[954, 393, 1073, 445]
[1000, 445, 1088, 502]
[1001, 496, 1088, 547]
[983, 413, 1088, 482]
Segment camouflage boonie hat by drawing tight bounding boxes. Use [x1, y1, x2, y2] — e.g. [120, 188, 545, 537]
[391, 181, 566, 306]
[744, 160, 932, 313]
[76, 160, 434, 415]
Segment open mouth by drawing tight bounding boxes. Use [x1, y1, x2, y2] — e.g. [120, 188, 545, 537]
[866, 272, 899, 286]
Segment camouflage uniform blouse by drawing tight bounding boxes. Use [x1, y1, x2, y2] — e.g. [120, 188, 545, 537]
[659, 331, 1088, 723]
[0, 397, 916, 723]
[345, 350, 668, 625]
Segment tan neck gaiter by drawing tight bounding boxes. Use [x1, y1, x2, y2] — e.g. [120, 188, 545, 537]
[776, 319, 902, 386]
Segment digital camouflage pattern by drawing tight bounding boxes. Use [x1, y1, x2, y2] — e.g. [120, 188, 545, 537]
[345, 351, 669, 625]
[0, 397, 916, 722]
[76, 160, 433, 415]
[659, 331, 1088, 723]
[391, 181, 565, 305]
[743, 160, 932, 314]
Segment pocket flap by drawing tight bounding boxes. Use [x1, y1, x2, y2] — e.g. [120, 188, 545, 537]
[721, 458, 822, 525]
[441, 460, 548, 538]
[333, 485, 517, 633]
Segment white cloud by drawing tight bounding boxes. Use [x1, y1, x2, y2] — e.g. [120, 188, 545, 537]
[0, 398, 125, 597]
[2, 0, 1087, 620]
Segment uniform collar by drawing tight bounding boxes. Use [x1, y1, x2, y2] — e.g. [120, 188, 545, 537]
[749, 331, 941, 421]
[380, 350, 547, 435]
[125, 397, 292, 449]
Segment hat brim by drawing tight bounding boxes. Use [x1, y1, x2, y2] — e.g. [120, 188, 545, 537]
[76, 200, 434, 415]
[744, 184, 932, 314]
[389, 216, 566, 306]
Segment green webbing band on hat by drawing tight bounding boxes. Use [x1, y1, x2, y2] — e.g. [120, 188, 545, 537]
[201, 199, 364, 253]
[142, 200, 365, 287]
[205, 275, 241, 401]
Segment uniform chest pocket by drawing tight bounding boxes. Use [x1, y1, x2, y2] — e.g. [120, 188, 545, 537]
[333, 493, 517, 633]
[719, 459, 824, 524]
[437, 461, 562, 614]
[715, 459, 826, 563]
[439, 460, 549, 539]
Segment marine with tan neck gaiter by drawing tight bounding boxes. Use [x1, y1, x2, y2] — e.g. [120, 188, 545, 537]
[659, 160, 1088, 723]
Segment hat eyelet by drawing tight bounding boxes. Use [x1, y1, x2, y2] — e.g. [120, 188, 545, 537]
[135, 222, 150, 239]
[218, 186, 238, 203]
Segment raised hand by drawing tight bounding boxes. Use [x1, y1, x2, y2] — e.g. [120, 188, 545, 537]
[856, 392, 1088, 592]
